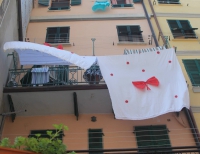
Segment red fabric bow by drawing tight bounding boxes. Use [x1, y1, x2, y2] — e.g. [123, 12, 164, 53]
[132, 76, 159, 90]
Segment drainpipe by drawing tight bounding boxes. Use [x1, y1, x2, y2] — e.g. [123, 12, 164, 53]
[147, 0, 167, 47]
[17, 0, 23, 41]
[184, 107, 200, 149]
[141, 0, 158, 47]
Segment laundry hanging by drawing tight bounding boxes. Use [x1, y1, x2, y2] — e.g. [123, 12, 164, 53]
[97, 48, 189, 120]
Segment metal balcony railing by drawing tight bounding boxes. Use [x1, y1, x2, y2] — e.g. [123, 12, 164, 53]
[6, 65, 105, 87]
[0, 0, 10, 25]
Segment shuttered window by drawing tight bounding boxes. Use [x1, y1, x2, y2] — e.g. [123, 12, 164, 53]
[29, 130, 64, 141]
[117, 25, 144, 42]
[46, 27, 70, 43]
[183, 60, 200, 86]
[158, 0, 180, 4]
[112, 0, 133, 7]
[71, 0, 81, 5]
[167, 20, 198, 39]
[133, 0, 141, 3]
[49, 0, 70, 10]
[38, 0, 50, 6]
[135, 125, 171, 152]
[88, 129, 103, 154]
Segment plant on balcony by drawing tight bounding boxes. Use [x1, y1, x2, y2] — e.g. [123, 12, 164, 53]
[0, 124, 75, 154]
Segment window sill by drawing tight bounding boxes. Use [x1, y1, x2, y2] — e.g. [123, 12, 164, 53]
[117, 42, 147, 45]
[158, 3, 182, 6]
[48, 9, 71, 12]
[49, 43, 71, 46]
[192, 86, 200, 93]
[172, 38, 198, 41]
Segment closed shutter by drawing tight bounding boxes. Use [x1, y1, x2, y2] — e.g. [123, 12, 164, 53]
[38, 0, 49, 6]
[89, 129, 103, 154]
[183, 60, 200, 85]
[29, 130, 64, 141]
[71, 0, 81, 5]
[135, 125, 171, 152]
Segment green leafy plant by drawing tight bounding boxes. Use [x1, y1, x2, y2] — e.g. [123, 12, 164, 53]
[0, 124, 75, 154]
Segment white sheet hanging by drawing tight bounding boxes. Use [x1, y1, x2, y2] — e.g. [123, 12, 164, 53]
[3, 41, 96, 70]
[97, 48, 189, 120]
[31, 67, 49, 85]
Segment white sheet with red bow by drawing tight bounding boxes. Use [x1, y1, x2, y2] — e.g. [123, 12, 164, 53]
[97, 48, 189, 120]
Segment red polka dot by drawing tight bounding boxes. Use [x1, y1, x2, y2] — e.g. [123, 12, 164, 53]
[125, 100, 128, 103]
[142, 69, 145, 72]
[169, 60, 172, 63]
[157, 51, 160, 54]
[110, 73, 113, 76]
[175, 95, 178, 98]
[127, 62, 129, 65]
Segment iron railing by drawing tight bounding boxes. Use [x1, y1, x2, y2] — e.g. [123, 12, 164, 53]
[68, 146, 200, 154]
[0, 0, 9, 25]
[6, 66, 105, 87]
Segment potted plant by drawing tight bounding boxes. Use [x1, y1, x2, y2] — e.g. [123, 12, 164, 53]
[0, 124, 75, 154]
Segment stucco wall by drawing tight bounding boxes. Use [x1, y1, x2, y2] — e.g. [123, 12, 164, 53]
[2, 112, 196, 151]
[26, 20, 155, 56]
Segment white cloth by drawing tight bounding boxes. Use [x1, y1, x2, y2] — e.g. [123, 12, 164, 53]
[97, 48, 189, 120]
[31, 67, 49, 84]
[3, 41, 96, 70]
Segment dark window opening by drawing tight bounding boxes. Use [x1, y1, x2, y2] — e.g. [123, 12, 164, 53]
[49, 0, 70, 10]
[111, 0, 133, 7]
[158, 0, 180, 4]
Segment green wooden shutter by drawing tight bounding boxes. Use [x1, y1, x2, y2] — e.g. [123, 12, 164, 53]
[88, 129, 103, 154]
[29, 130, 64, 140]
[167, 20, 184, 38]
[135, 125, 171, 152]
[179, 20, 196, 38]
[158, 0, 180, 4]
[133, 0, 141, 3]
[183, 60, 200, 85]
[71, 0, 81, 6]
[38, 0, 49, 6]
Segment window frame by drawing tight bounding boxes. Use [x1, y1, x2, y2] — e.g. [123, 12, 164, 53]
[88, 129, 103, 154]
[49, 0, 70, 10]
[182, 59, 200, 86]
[111, 0, 133, 8]
[45, 26, 70, 44]
[134, 125, 171, 152]
[116, 25, 144, 42]
[38, 0, 50, 6]
[157, 0, 180, 4]
[167, 20, 197, 39]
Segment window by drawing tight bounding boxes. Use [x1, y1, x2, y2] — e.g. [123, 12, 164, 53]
[88, 129, 103, 154]
[158, 0, 180, 4]
[46, 27, 70, 44]
[49, 0, 70, 10]
[29, 129, 64, 140]
[182, 60, 200, 86]
[117, 25, 144, 42]
[134, 125, 171, 152]
[71, 0, 81, 5]
[38, 0, 50, 6]
[167, 20, 198, 39]
[111, 0, 133, 7]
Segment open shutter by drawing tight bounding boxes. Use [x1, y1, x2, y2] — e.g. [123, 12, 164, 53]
[38, 0, 49, 6]
[167, 20, 183, 38]
[179, 20, 196, 38]
[133, 0, 141, 3]
[89, 129, 103, 154]
[71, 0, 81, 5]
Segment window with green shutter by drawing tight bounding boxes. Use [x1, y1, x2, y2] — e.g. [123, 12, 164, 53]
[71, 0, 81, 6]
[88, 129, 103, 154]
[29, 129, 64, 141]
[49, 0, 70, 10]
[134, 125, 171, 152]
[112, 0, 133, 7]
[46, 27, 70, 44]
[183, 60, 200, 86]
[38, 0, 50, 6]
[157, 0, 180, 4]
[117, 25, 144, 42]
[133, 0, 141, 3]
[167, 20, 198, 39]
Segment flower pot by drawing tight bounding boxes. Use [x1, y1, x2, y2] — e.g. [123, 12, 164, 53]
[0, 147, 36, 154]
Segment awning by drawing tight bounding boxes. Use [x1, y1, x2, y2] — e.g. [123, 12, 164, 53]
[4, 41, 96, 70]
